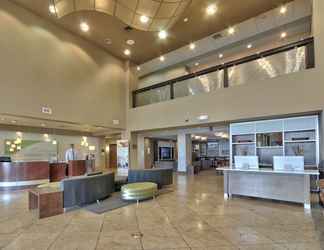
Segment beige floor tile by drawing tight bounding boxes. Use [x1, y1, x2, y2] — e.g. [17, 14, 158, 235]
[48, 232, 98, 250]
[0, 234, 20, 249]
[141, 234, 188, 249]
[96, 231, 142, 250]
[3, 232, 58, 250]
[238, 243, 287, 250]
[220, 227, 273, 245]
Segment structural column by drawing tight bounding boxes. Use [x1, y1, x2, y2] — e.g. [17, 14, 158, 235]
[177, 133, 192, 173]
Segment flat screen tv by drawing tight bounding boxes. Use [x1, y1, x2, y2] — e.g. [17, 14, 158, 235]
[159, 147, 174, 160]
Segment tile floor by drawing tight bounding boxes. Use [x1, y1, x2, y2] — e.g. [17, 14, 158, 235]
[1, 170, 324, 250]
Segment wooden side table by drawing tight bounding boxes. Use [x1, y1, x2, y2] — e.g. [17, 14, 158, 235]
[29, 187, 63, 219]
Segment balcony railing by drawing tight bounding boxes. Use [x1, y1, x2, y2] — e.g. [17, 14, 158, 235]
[133, 37, 314, 108]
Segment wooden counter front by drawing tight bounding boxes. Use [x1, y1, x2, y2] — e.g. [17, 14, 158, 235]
[49, 163, 67, 182]
[68, 160, 86, 177]
[0, 161, 49, 189]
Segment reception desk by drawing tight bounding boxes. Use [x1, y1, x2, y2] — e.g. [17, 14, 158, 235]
[67, 160, 95, 177]
[0, 161, 49, 189]
[219, 168, 319, 209]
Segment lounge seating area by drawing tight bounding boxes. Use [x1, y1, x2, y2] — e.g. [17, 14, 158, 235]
[29, 167, 173, 218]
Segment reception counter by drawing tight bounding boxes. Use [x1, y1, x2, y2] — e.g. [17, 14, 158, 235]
[219, 168, 319, 209]
[0, 161, 49, 189]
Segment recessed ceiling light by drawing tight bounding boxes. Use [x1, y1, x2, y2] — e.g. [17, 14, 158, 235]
[140, 15, 149, 23]
[124, 49, 131, 56]
[189, 43, 196, 50]
[281, 32, 287, 38]
[160, 55, 165, 62]
[195, 62, 199, 66]
[41, 123, 46, 127]
[280, 6, 287, 14]
[49, 5, 56, 14]
[184, 17, 189, 22]
[158, 30, 168, 39]
[219, 53, 224, 58]
[137, 66, 141, 71]
[11, 120, 17, 124]
[104, 38, 112, 45]
[126, 39, 135, 45]
[80, 22, 90, 32]
[206, 4, 217, 16]
[228, 27, 235, 35]
[247, 44, 253, 49]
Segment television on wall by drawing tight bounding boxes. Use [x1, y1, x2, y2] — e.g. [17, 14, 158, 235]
[159, 147, 174, 161]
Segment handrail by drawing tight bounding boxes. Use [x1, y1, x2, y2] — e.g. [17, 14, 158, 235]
[133, 37, 314, 106]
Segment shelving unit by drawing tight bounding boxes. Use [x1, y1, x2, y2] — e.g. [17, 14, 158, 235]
[230, 116, 319, 169]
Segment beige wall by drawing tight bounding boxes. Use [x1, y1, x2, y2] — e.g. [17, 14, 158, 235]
[0, 1, 127, 129]
[128, 0, 324, 132]
[127, 0, 324, 167]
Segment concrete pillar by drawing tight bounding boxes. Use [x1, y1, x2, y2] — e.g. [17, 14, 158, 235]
[177, 133, 192, 172]
[136, 134, 145, 169]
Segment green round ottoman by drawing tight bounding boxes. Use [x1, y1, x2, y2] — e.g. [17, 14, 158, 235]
[121, 182, 158, 202]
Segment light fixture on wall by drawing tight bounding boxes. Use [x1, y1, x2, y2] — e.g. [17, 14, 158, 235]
[158, 30, 168, 40]
[280, 6, 287, 14]
[159, 55, 165, 62]
[105, 145, 110, 152]
[80, 22, 90, 32]
[206, 4, 217, 16]
[50, 0, 191, 32]
[189, 43, 196, 50]
[89, 145, 96, 151]
[197, 114, 209, 121]
[227, 27, 235, 35]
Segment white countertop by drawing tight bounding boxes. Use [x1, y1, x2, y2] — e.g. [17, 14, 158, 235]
[218, 167, 319, 175]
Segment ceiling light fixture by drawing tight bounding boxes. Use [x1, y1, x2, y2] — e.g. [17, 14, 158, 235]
[41, 123, 46, 127]
[189, 43, 196, 50]
[280, 6, 287, 14]
[206, 4, 217, 16]
[158, 30, 168, 39]
[184, 17, 189, 22]
[104, 38, 112, 45]
[80, 22, 90, 32]
[160, 55, 165, 62]
[11, 120, 17, 124]
[49, 5, 56, 14]
[228, 27, 235, 35]
[195, 62, 199, 66]
[126, 39, 135, 45]
[137, 66, 141, 71]
[124, 49, 131, 56]
[50, 0, 191, 32]
[219, 53, 224, 59]
[247, 44, 253, 49]
[198, 114, 209, 121]
[140, 15, 149, 23]
[281, 32, 287, 38]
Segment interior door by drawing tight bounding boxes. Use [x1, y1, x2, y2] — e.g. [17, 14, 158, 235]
[109, 144, 117, 168]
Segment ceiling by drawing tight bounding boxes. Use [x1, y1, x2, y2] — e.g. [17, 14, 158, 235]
[11, 0, 293, 64]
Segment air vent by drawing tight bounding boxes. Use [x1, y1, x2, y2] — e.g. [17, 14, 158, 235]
[212, 32, 223, 40]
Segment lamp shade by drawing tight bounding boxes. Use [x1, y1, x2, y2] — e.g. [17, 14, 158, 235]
[51, 0, 192, 31]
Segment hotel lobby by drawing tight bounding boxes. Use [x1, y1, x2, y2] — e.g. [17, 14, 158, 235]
[1, 0, 324, 249]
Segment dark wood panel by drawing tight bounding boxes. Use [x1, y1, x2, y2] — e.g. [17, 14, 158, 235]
[109, 144, 117, 169]
[49, 163, 67, 182]
[68, 160, 86, 177]
[0, 161, 49, 182]
[15, 161, 49, 181]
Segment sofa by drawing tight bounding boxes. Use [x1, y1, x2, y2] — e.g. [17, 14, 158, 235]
[60, 172, 115, 208]
[127, 167, 173, 189]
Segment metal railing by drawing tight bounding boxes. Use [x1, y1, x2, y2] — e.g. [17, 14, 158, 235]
[133, 37, 314, 107]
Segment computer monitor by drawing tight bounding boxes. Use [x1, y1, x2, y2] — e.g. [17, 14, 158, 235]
[0, 156, 11, 162]
[234, 156, 259, 169]
[273, 156, 304, 171]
